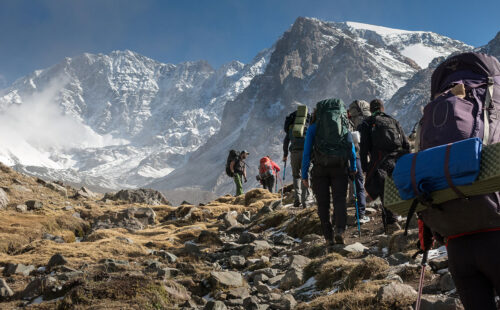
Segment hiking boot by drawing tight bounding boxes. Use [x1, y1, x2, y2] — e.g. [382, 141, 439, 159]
[293, 201, 301, 208]
[359, 215, 371, 224]
[334, 233, 345, 245]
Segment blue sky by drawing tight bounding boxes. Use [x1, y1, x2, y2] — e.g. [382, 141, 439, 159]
[0, 0, 499, 87]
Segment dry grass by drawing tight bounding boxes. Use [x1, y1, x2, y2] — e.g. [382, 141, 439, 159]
[297, 280, 401, 310]
[343, 256, 389, 290]
[285, 207, 322, 238]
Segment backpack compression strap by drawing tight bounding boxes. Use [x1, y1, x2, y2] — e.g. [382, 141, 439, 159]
[444, 143, 467, 199]
[483, 77, 494, 146]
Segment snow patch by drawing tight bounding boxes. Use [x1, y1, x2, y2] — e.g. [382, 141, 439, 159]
[345, 21, 414, 36]
[401, 43, 442, 68]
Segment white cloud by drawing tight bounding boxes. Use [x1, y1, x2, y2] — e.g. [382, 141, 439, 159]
[0, 76, 127, 167]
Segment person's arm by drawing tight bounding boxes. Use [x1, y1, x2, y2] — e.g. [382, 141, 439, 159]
[283, 132, 290, 161]
[359, 120, 371, 172]
[272, 161, 280, 173]
[301, 123, 316, 182]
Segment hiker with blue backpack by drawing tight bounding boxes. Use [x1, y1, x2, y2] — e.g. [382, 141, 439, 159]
[404, 53, 500, 310]
[301, 99, 357, 245]
[283, 106, 312, 208]
[359, 99, 410, 233]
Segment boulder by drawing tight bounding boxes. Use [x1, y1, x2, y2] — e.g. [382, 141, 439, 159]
[103, 188, 169, 205]
[93, 206, 156, 231]
[47, 254, 68, 268]
[204, 301, 227, 310]
[272, 294, 297, 310]
[420, 294, 464, 310]
[229, 255, 246, 269]
[15, 204, 27, 212]
[279, 269, 303, 290]
[376, 282, 417, 304]
[243, 296, 267, 310]
[343, 242, 369, 253]
[288, 255, 311, 270]
[26, 200, 43, 210]
[3, 263, 35, 276]
[238, 231, 258, 244]
[237, 211, 252, 224]
[223, 211, 239, 228]
[439, 272, 456, 292]
[210, 271, 244, 288]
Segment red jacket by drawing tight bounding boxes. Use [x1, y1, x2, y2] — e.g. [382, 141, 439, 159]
[259, 157, 280, 176]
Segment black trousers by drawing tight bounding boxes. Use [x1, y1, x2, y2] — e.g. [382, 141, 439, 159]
[312, 165, 348, 242]
[447, 230, 500, 310]
[262, 176, 275, 193]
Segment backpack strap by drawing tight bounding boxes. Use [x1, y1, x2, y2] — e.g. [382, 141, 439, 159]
[444, 143, 467, 200]
[483, 77, 495, 145]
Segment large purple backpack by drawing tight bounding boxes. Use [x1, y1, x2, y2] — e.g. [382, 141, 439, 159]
[420, 53, 500, 149]
[416, 53, 500, 238]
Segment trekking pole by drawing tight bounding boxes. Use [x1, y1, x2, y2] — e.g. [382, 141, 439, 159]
[415, 251, 428, 310]
[275, 171, 279, 193]
[351, 179, 361, 238]
[281, 161, 286, 204]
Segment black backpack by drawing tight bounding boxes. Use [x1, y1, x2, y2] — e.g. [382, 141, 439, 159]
[368, 113, 404, 153]
[225, 150, 240, 177]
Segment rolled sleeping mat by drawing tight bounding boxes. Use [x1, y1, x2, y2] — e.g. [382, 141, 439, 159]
[384, 141, 500, 216]
[292, 105, 308, 138]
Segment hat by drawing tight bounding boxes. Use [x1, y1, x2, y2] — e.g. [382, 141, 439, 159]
[241, 150, 250, 155]
[369, 99, 384, 113]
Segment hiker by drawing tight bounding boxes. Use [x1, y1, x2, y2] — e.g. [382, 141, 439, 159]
[283, 106, 312, 208]
[301, 99, 357, 245]
[359, 99, 410, 232]
[347, 100, 371, 224]
[229, 150, 249, 196]
[414, 53, 500, 310]
[258, 156, 281, 193]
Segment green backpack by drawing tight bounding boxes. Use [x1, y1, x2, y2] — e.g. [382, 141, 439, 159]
[314, 98, 351, 166]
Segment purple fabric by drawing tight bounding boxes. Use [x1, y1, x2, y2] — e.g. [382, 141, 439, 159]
[431, 53, 500, 98]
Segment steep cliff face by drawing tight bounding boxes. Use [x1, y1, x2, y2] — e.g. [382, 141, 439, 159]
[0, 49, 272, 190]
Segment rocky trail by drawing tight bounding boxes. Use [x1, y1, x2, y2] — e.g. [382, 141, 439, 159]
[0, 163, 463, 309]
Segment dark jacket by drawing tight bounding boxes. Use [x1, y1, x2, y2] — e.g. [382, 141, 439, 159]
[359, 112, 410, 174]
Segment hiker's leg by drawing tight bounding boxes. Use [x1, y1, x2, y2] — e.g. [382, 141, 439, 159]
[355, 158, 366, 215]
[475, 231, 500, 304]
[448, 234, 498, 310]
[291, 151, 302, 206]
[268, 176, 275, 193]
[378, 175, 397, 224]
[234, 174, 243, 196]
[312, 174, 333, 242]
[331, 168, 348, 235]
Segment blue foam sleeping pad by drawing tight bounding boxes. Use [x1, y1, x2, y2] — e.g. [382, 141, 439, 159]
[392, 137, 482, 200]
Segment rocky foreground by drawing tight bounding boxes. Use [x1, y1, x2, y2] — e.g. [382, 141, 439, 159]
[0, 163, 462, 309]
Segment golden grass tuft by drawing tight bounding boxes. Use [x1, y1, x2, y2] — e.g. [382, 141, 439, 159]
[343, 255, 390, 290]
[285, 207, 322, 238]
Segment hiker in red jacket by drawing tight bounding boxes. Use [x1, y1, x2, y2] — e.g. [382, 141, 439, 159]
[258, 156, 280, 193]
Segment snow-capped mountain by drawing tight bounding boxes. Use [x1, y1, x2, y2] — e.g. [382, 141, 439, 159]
[150, 17, 471, 196]
[0, 17, 481, 197]
[386, 31, 500, 133]
[0, 49, 272, 190]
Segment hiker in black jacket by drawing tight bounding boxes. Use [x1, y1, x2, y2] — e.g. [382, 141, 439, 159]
[359, 99, 410, 233]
